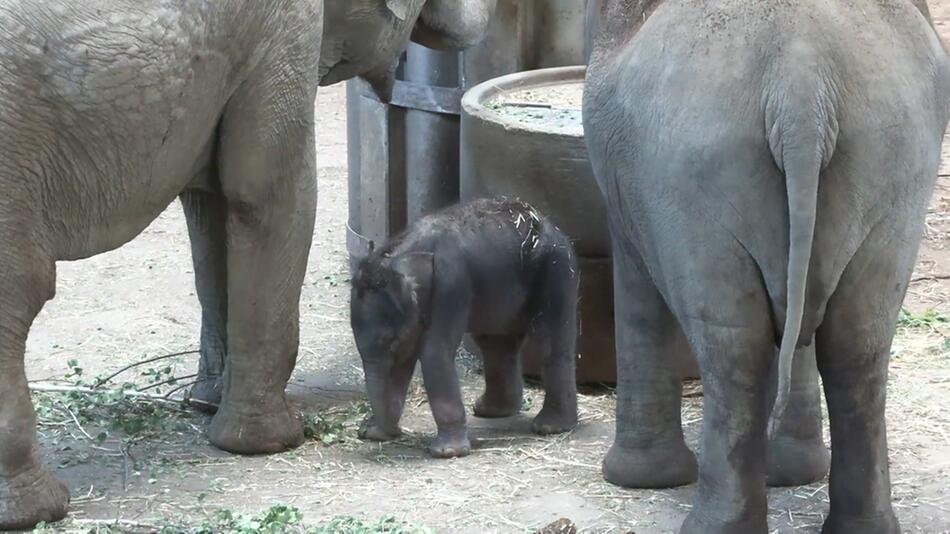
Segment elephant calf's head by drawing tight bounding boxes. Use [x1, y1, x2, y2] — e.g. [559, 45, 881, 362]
[350, 252, 434, 440]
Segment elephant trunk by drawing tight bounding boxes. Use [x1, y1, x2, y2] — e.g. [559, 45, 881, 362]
[412, 0, 498, 51]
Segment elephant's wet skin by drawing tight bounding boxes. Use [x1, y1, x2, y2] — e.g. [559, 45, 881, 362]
[351, 199, 580, 459]
[584, 0, 950, 533]
[0, 0, 498, 529]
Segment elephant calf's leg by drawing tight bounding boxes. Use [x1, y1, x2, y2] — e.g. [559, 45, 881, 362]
[0, 252, 69, 529]
[472, 335, 524, 419]
[602, 246, 697, 489]
[526, 256, 578, 436]
[181, 189, 229, 413]
[766, 345, 830, 487]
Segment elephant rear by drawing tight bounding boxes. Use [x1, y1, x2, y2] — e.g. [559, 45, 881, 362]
[584, 0, 950, 531]
[585, 0, 950, 349]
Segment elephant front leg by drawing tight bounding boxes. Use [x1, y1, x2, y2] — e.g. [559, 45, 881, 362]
[205, 70, 317, 455]
[180, 189, 229, 413]
[0, 252, 69, 529]
[419, 319, 470, 458]
[766, 344, 830, 487]
[602, 245, 697, 489]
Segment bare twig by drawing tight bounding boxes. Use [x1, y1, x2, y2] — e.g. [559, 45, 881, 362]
[93, 350, 199, 387]
[164, 378, 203, 398]
[911, 273, 950, 283]
[30, 383, 185, 407]
[138, 373, 198, 393]
[57, 401, 95, 441]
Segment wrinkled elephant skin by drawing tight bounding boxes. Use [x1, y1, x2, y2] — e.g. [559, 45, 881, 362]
[0, 0, 497, 530]
[584, 1, 950, 533]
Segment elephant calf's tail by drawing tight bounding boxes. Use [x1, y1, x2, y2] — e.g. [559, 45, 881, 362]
[765, 72, 838, 438]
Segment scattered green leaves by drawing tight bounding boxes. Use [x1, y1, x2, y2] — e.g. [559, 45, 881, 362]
[302, 401, 370, 446]
[897, 308, 949, 329]
[32, 358, 198, 446]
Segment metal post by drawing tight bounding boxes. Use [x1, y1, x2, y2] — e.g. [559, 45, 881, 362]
[404, 45, 463, 223]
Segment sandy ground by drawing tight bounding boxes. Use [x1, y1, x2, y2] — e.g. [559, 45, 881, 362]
[20, 3, 950, 533]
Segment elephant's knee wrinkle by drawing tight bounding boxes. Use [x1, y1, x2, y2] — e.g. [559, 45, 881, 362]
[227, 199, 265, 228]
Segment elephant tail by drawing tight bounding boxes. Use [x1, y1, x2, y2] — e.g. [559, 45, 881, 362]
[765, 75, 838, 438]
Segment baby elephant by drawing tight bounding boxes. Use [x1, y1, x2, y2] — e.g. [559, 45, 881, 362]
[350, 198, 579, 458]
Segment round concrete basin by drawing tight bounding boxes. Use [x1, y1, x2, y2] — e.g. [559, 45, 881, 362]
[460, 66, 607, 257]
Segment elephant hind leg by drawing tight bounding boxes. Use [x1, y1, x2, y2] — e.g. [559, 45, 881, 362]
[523, 247, 579, 436]
[472, 335, 524, 419]
[766, 345, 830, 487]
[815, 226, 911, 534]
[0, 239, 69, 529]
[180, 188, 229, 413]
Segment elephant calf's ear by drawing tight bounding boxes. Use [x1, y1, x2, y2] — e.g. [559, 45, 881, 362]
[386, 0, 412, 20]
[389, 252, 434, 320]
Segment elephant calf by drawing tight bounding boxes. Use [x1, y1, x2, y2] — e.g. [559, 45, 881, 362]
[584, 0, 950, 533]
[351, 199, 579, 458]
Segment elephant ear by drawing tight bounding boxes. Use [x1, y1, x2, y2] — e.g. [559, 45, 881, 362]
[386, 0, 412, 20]
[388, 252, 435, 323]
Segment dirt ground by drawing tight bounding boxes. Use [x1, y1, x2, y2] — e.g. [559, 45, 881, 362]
[21, 4, 950, 534]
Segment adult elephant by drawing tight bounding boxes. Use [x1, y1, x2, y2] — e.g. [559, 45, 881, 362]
[584, 1, 949, 533]
[0, 0, 495, 529]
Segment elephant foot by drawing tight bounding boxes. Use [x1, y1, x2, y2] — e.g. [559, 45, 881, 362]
[530, 407, 577, 435]
[821, 511, 900, 534]
[0, 466, 70, 530]
[602, 440, 698, 489]
[473, 394, 521, 419]
[208, 400, 304, 455]
[680, 512, 767, 534]
[428, 431, 471, 459]
[187, 376, 222, 414]
[358, 419, 401, 442]
[767, 436, 830, 487]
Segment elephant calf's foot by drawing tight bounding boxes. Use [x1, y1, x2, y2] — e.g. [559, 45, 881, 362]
[473, 393, 522, 419]
[680, 512, 767, 534]
[821, 511, 900, 534]
[187, 377, 222, 414]
[0, 466, 70, 530]
[530, 406, 577, 435]
[358, 420, 401, 442]
[428, 431, 471, 459]
[209, 401, 304, 455]
[603, 440, 697, 489]
[767, 436, 830, 487]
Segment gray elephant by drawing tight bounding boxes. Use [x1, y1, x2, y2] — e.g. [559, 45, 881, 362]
[584, 1, 949, 533]
[0, 0, 495, 529]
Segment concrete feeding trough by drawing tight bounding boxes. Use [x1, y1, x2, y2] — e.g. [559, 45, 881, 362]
[461, 66, 698, 384]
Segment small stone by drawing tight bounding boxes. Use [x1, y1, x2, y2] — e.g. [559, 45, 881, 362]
[534, 518, 577, 534]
